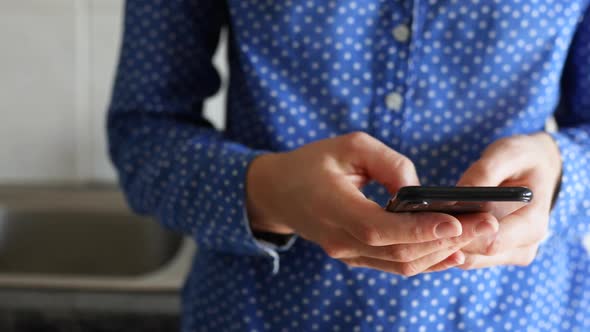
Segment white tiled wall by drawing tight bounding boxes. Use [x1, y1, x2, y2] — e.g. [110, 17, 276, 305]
[0, 1, 227, 183]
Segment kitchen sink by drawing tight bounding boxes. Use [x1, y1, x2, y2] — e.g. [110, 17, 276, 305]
[0, 185, 195, 292]
[0, 211, 180, 276]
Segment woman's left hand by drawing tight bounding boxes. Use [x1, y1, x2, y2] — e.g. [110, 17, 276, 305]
[429, 133, 562, 271]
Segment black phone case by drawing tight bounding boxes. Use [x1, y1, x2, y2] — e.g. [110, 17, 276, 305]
[386, 186, 533, 215]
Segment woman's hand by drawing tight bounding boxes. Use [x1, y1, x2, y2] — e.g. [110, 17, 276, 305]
[430, 133, 562, 271]
[246, 132, 498, 276]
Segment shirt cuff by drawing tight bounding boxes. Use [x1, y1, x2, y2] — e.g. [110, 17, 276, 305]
[241, 206, 298, 274]
[547, 130, 588, 240]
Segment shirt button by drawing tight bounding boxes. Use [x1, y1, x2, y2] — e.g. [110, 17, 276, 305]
[392, 24, 411, 43]
[385, 92, 403, 111]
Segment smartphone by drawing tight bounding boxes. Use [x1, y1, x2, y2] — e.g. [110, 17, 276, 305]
[386, 186, 533, 218]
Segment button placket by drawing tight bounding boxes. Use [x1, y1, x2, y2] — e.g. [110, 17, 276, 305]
[392, 24, 411, 43]
[385, 92, 404, 111]
[385, 22, 410, 113]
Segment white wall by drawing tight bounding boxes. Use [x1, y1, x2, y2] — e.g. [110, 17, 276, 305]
[0, 0, 227, 183]
[0, 1, 78, 183]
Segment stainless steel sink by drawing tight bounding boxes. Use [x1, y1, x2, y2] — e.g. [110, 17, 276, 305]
[0, 185, 195, 292]
[0, 211, 180, 276]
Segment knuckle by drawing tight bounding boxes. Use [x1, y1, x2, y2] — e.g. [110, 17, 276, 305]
[447, 236, 463, 247]
[477, 158, 498, 180]
[343, 132, 373, 152]
[358, 224, 384, 246]
[458, 256, 476, 270]
[392, 245, 415, 262]
[485, 239, 501, 256]
[408, 222, 426, 243]
[342, 258, 362, 268]
[400, 262, 419, 277]
[510, 135, 528, 145]
[495, 136, 521, 151]
[392, 155, 415, 173]
[447, 243, 464, 253]
[322, 244, 349, 259]
[480, 213, 498, 228]
[435, 259, 457, 272]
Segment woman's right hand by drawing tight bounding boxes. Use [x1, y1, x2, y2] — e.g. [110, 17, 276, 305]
[246, 132, 498, 276]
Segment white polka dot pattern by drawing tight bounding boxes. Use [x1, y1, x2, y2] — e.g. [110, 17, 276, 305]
[107, 0, 590, 331]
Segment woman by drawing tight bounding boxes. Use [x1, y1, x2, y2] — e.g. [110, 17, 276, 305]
[108, 0, 590, 330]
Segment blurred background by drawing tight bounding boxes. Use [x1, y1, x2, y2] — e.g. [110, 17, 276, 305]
[0, 1, 227, 331]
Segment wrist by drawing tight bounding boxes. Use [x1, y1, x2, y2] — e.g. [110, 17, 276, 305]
[246, 153, 295, 234]
[532, 132, 563, 206]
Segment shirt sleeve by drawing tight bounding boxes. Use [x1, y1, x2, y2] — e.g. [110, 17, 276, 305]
[107, 0, 294, 273]
[549, 6, 590, 241]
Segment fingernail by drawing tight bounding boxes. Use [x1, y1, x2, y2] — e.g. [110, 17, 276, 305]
[435, 222, 462, 238]
[475, 221, 496, 236]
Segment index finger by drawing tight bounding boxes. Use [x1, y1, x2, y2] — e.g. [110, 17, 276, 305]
[340, 132, 420, 194]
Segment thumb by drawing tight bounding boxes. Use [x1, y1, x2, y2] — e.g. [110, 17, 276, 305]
[458, 137, 532, 187]
[456, 157, 499, 187]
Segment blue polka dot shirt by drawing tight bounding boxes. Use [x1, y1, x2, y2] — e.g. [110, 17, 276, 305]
[108, 0, 590, 331]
